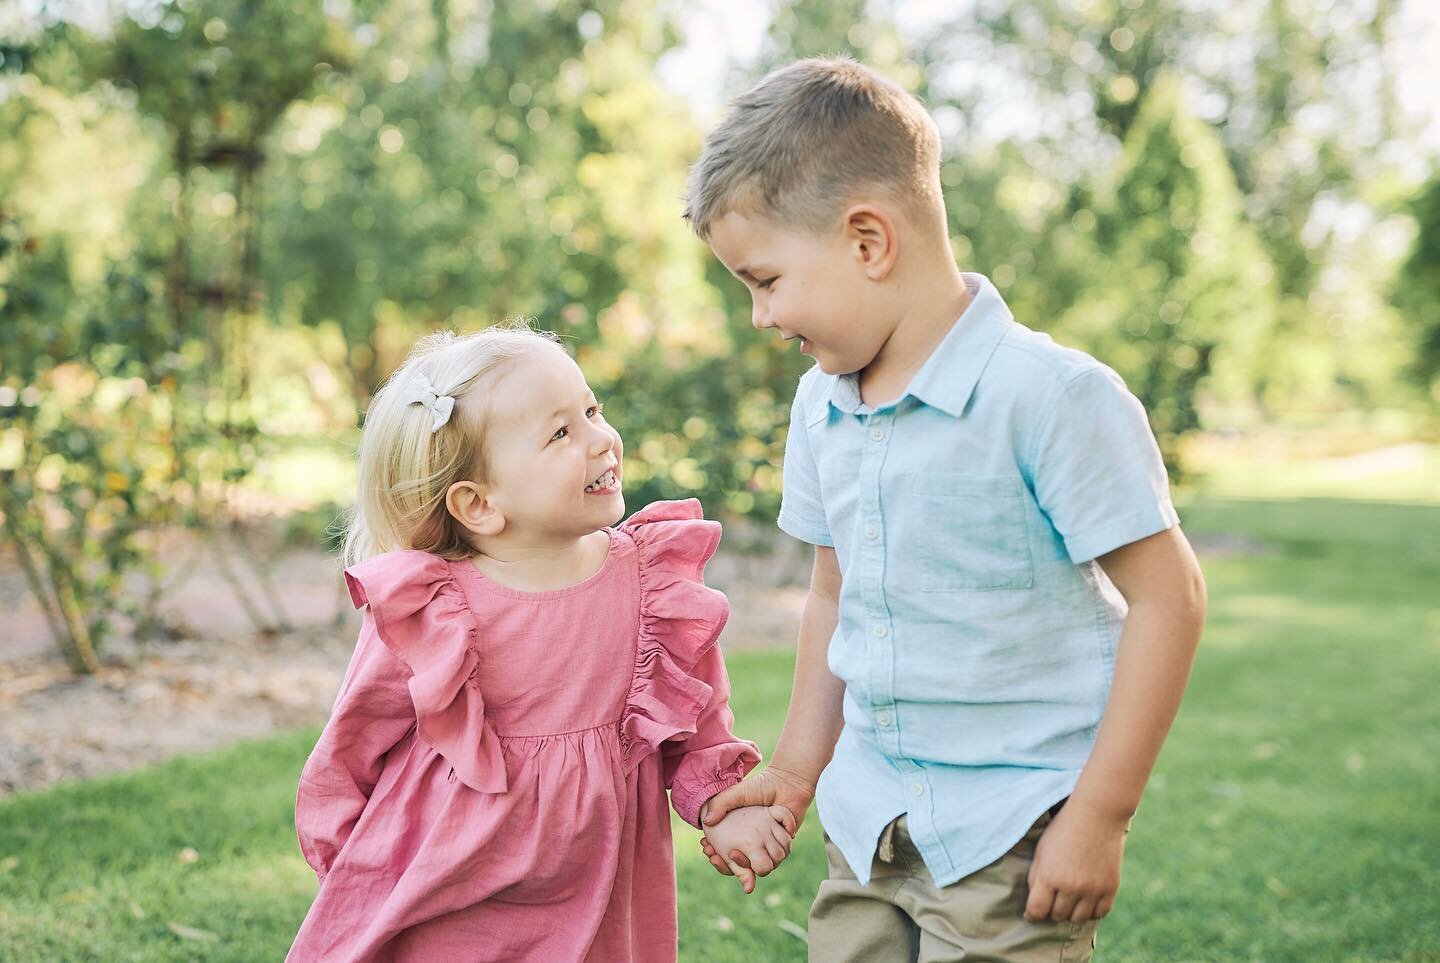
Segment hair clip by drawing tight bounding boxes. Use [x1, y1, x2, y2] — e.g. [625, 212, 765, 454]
[398, 371, 455, 433]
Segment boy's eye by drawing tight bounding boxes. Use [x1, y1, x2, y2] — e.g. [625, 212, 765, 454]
[587, 402, 605, 419]
[756, 277, 776, 290]
[550, 425, 568, 441]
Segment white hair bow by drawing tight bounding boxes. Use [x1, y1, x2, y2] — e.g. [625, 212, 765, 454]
[398, 372, 455, 433]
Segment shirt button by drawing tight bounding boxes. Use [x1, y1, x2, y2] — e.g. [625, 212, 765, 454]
[870, 428, 885, 441]
[865, 527, 878, 540]
[875, 711, 892, 727]
[872, 625, 887, 638]
[912, 783, 925, 798]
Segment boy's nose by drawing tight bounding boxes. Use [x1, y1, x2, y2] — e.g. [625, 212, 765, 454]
[751, 303, 773, 330]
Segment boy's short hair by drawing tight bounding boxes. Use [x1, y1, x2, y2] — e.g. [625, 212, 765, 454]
[684, 57, 943, 240]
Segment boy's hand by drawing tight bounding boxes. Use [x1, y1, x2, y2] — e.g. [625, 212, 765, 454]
[701, 765, 815, 832]
[697, 804, 795, 894]
[1024, 800, 1129, 924]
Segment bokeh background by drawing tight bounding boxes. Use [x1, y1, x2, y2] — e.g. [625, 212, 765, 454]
[1, 1, 1437, 960]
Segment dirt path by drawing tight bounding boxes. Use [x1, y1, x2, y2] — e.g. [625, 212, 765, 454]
[0, 535, 809, 798]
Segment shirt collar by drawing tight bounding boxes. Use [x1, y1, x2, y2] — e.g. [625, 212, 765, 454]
[827, 273, 1013, 418]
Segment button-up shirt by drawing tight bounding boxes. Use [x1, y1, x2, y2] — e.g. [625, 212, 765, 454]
[777, 273, 1178, 886]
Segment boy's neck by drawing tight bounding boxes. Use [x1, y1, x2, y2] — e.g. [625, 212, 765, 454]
[857, 262, 972, 408]
[468, 527, 611, 592]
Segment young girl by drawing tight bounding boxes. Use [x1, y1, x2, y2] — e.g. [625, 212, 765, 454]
[288, 324, 795, 962]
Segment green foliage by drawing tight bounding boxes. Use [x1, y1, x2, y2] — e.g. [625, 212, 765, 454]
[1054, 74, 1277, 472]
[1395, 176, 1440, 391]
[0, 217, 175, 672]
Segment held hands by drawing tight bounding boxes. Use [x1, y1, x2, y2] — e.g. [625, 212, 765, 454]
[1024, 799, 1130, 925]
[697, 804, 796, 894]
[697, 766, 815, 892]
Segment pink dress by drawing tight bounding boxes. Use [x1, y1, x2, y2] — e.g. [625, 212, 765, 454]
[288, 500, 760, 962]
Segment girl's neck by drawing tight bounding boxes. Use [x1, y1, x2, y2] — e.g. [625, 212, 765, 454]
[467, 527, 612, 593]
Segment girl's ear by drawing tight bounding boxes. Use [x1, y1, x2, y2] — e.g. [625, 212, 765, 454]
[446, 480, 505, 538]
[842, 204, 899, 281]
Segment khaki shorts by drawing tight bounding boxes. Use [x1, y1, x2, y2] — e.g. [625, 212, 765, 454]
[808, 810, 1098, 962]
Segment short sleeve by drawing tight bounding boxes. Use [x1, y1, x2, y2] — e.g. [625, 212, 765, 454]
[1028, 365, 1179, 563]
[777, 377, 834, 547]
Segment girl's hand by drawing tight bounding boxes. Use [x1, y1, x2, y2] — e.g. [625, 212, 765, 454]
[701, 766, 815, 833]
[1024, 799, 1128, 924]
[697, 804, 795, 894]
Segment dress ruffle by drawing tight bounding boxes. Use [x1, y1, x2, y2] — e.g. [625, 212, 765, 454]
[617, 500, 730, 772]
[344, 551, 508, 793]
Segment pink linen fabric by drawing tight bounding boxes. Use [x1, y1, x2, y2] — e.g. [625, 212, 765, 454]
[288, 500, 760, 962]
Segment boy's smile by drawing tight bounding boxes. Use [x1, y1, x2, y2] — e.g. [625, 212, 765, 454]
[707, 209, 891, 377]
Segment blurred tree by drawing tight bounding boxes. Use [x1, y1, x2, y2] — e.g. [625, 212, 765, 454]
[936, 0, 1411, 413]
[0, 214, 179, 672]
[1395, 175, 1440, 393]
[1054, 74, 1277, 472]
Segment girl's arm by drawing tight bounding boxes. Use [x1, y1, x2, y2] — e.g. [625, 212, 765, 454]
[662, 639, 762, 830]
[295, 615, 415, 881]
[704, 545, 845, 830]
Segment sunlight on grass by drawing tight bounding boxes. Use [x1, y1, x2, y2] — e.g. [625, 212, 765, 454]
[1184, 436, 1440, 504]
[2, 500, 1437, 961]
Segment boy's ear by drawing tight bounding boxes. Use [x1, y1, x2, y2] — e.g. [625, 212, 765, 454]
[446, 480, 506, 538]
[842, 204, 899, 281]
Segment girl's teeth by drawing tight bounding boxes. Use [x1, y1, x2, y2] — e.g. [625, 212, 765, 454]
[585, 470, 617, 493]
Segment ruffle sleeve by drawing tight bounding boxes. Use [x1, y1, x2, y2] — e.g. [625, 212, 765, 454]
[343, 551, 507, 794]
[618, 500, 762, 825]
[616, 500, 730, 772]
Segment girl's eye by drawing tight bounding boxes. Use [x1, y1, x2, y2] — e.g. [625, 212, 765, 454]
[756, 277, 776, 290]
[550, 426, 568, 442]
[587, 402, 605, 419]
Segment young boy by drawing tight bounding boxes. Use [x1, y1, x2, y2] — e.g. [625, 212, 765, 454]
[689, 59, 1207, 961]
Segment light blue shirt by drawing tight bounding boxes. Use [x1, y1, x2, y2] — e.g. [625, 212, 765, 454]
[777, 274, 1178, 887]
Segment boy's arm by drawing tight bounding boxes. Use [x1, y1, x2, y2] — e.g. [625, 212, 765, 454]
[1025, 525, 1207, 924]
[701, 544, 844, 835]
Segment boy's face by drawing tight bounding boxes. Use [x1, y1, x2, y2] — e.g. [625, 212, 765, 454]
[707, 210, 891, 376]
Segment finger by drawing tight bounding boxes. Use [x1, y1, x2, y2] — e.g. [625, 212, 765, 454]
[763, 835, 786, 866]
[728, 849, 752, 871]
[769, 804, 798, 836]
[769, 823, 793, 856]
[1069, 897, 1097, 924]
[748, 851, 777, 877]
[1095, 895, 1115, 919]
[728, 859, 756, 894]
[1024, 880, 1055, 923]
[703, 785, 751, 826]
[709, 853, 733, 875]
[1049, 890, 1077, 923]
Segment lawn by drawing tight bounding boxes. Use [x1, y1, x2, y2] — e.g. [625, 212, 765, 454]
[1, 496, 1437, 961]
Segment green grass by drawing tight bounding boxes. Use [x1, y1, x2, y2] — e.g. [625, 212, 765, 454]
[2, 497, 1438, 961]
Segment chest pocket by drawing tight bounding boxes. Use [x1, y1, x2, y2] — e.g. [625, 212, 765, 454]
[910, 474, 1034, 591]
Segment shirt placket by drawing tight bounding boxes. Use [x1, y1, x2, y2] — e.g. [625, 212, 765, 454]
[857, 404, 946, 879]
[856, 410, 900, 759]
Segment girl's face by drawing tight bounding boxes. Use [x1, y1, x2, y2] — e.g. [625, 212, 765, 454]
[478, 343, 625, 540]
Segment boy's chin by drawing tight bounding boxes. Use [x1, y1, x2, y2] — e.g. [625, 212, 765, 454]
[814, 354, 862, 376]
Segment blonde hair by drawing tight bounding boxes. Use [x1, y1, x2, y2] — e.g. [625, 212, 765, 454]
[684, 57, 944, 240]
[341, 321, 560, 567]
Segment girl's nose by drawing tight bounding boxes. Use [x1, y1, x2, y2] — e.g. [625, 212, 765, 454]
[589, 421, 615, 454]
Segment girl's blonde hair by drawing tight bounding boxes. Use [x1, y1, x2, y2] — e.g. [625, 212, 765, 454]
[341, 321, 560, 567]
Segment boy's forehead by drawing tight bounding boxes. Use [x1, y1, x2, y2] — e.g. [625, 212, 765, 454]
[708, 210, 783, 272]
